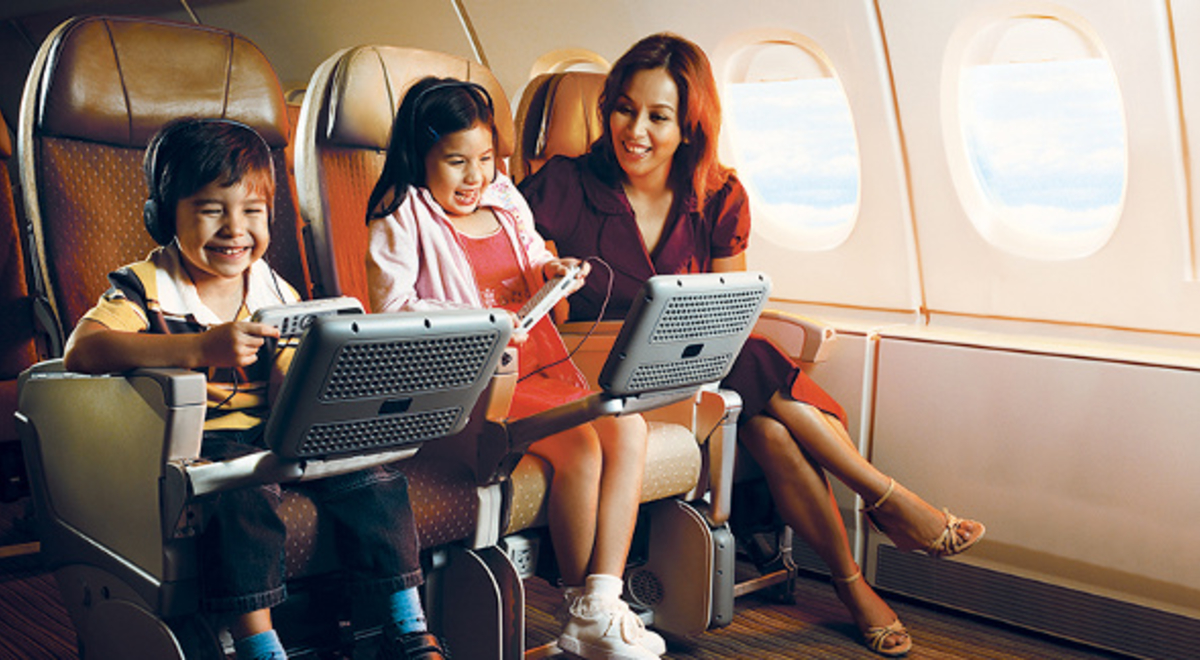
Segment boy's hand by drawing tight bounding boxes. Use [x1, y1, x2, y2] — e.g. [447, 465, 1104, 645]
[199, 321, 282, 367]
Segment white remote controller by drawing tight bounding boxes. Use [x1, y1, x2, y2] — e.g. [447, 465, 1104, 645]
[250, 296, 365, 337]
[516, 264, 583, 332]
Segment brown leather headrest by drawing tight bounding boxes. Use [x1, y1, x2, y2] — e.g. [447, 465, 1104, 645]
[323, 45, 513, 157]
[38, 15, 289, 149]
[534, 71, 605, 160]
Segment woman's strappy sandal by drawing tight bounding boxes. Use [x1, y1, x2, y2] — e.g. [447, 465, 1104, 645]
[831, 571, 912, 657]
[861, 478, 985, 559]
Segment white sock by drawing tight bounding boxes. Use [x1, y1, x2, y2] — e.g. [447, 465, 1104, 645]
[584, 574, 624, 600]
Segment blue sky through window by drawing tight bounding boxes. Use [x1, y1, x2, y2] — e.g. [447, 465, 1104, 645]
[726, 78, 859, 239]
[962, 58, 1125, 237]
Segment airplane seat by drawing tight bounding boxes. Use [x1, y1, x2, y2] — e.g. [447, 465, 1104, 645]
[295, 45, 744, 648]
[18, 16, 311, 352]
[510, 71, 605, 184]
[13, 16, 500, 659]
[0, 110, 42, 510]
[512, 70, 843, 605]
[295, 44, 515, 306]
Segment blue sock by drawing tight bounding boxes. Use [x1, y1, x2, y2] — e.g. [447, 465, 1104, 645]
[386, 586, 428, 636]
[233, 629, 287, 660]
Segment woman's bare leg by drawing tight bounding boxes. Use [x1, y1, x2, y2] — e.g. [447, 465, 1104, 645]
[740, 414, 908, 653]
[762, 393, 982, 552]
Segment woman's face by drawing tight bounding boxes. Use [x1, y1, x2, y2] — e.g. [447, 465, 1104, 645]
[608, 67, 683, 187]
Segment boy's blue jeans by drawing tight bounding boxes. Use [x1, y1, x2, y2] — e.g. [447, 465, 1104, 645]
[198, 428, 424, 615]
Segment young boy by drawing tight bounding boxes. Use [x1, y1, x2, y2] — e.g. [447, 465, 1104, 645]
[62, 118, 446, 660]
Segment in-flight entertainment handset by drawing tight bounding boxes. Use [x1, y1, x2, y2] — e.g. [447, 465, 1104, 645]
[251, 296, 365, 337]
[516, 264, 583, 332]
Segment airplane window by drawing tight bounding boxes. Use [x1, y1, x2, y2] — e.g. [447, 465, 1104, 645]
[955, 17, 1126, 260]
[724, 41, 860, 251]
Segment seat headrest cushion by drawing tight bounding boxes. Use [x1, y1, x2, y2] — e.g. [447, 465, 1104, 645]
[325, 45, 514, 157]
[39, 16, 289, 149]
[537, 71, 605, 160]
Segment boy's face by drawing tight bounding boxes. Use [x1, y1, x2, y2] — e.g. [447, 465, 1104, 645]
[424, 121, 496, 217]
[173, 174, 272, 288]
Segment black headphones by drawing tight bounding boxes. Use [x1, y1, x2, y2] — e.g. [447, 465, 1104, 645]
[143, 118, 276, 246]
[409, 79, 499, 182]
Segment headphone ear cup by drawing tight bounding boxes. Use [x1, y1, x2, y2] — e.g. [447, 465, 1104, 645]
[143, 197, 171, 245]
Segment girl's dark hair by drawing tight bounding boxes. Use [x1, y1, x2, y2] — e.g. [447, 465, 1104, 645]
[590, 32, 730, 204]
[143, 117, 275, 244]
[366, 77, 497, 220]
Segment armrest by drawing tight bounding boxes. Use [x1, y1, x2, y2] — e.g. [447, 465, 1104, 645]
[17, 360, 206, 578]
[754, 309, 837, 365]
[690, 387, 742, 526]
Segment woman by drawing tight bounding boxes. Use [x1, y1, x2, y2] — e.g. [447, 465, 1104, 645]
[520, 32, 985, 657]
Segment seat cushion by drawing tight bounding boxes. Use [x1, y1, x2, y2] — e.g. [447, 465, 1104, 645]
[282, 453, 483, 580]
[503, 421, 700, 535]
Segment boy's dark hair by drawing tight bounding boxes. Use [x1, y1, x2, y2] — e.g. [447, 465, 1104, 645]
[143, 117, 276, 245]
[366, 77, 497, 221]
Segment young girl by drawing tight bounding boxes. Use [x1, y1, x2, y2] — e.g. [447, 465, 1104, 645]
[64, 118, 446, 660]
[521, 33, 987, 657]
[365, 78, 663, 660]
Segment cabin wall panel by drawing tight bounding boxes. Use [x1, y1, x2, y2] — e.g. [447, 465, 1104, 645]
[718, 2, 921, 314]
[870, 335, 1200, 617]
[467, 0, 922, 315]
[879, 0, 1197, 335]
[1168, 0, 1200, 277]
[805, 331, 871, 513]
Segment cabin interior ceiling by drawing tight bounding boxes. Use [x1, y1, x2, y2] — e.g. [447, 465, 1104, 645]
[0, 0, 847, 142]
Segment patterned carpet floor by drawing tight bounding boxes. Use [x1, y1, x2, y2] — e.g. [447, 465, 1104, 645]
[0, 490, 1134, 660]
[0, 554, 1137, 660]
[521, 570, 1129, 660]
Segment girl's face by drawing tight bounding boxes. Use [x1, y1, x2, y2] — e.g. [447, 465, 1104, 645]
[173, 174, 271, 290]
[609, 67, 683, 187]
[424, 121, 496, 217]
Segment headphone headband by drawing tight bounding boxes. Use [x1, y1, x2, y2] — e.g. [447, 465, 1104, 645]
[407, 79, 498, 185]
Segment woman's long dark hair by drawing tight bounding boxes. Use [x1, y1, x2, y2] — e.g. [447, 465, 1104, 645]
[590, 32, 730, 204]
[366, 76, 497, 220]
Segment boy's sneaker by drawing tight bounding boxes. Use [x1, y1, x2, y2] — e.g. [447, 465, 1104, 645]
[557, 593, 664, 660]
[377, 629, 449, 660]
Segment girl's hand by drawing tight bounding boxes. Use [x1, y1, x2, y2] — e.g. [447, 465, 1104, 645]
[198, 321, 282, 367]
[505, 311, 530, 346]
[544, 257, 590, 294]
